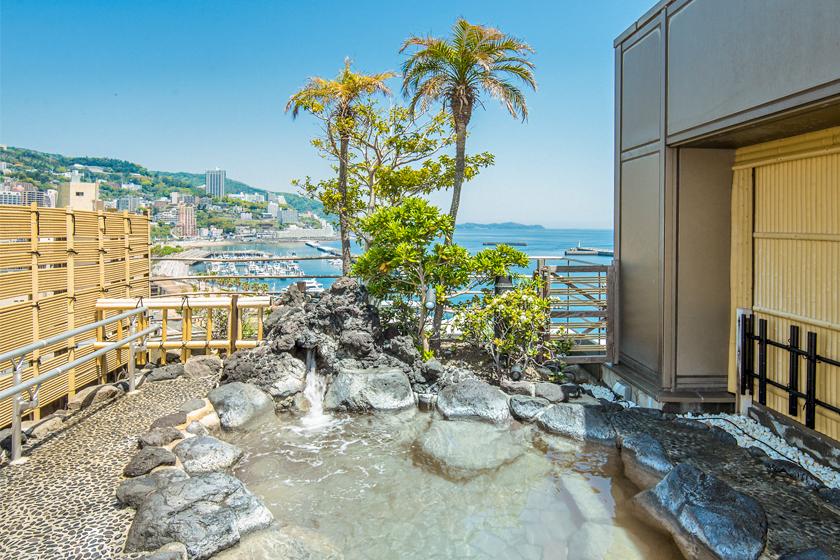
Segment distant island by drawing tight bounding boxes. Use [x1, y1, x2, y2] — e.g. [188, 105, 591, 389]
[458, 222, 546, 230]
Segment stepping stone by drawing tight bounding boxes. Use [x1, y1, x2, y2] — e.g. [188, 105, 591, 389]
[124, 447, 177, 477]
[150, 411, 188, 430]
[68, 384, 124, 410]
[138, 427, 183, 449]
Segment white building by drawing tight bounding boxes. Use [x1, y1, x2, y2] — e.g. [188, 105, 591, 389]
[267, 202, 279, 218]
[206, 168, 225, 198]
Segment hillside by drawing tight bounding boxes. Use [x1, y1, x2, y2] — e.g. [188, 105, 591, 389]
[0, 146, 326, 217]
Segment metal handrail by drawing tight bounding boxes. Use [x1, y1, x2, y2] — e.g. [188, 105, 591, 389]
[1, 307, 156, 465]
[0, 306, 148, 366]
[0, 325, 157, 403]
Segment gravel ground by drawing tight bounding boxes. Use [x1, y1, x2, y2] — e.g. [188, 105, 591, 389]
[682, 412, 840, 488]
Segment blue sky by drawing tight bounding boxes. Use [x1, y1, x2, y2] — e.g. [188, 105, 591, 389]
[1, 0, 652, 228]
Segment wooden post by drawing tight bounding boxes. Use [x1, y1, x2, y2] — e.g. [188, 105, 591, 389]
[66, 208, 77, 396]
[161, 309, 168, 365]
[96, 210, 107, 382]
[606, 263, 617, 363]
[123, 211, 131, 297]
[229, 294, 240, 355]
[206, 308, 213, 348]
[805, 332, 818, 430]
[29, 203, 41, 420]
[181, 304, 191, 363]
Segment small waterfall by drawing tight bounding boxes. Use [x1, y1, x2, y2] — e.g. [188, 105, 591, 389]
[301, 348, 331, 428]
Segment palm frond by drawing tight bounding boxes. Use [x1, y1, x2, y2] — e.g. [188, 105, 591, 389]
[400, 18, 536, 121]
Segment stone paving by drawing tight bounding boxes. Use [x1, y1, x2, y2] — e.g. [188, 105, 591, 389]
[0, 373, 217, 560]
[611, 409, 840, 559]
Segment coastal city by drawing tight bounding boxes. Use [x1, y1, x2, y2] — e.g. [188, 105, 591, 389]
[0, 150, 335, 243]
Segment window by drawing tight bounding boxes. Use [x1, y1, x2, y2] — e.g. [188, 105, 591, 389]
[75, 192, 84, 196]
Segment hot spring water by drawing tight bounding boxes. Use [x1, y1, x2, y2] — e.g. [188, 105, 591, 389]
[223, 409, 682, 559]
[300, 348, 332, 430]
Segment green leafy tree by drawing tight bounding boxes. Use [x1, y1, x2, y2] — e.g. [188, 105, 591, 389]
[294, 100, 494, 247]
[456, 280, 573, 374]
[353, 197, 527, 353]
[286, 59, 397, 274]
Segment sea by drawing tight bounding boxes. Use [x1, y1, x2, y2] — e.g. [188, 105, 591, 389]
[191, 225, 613, 293]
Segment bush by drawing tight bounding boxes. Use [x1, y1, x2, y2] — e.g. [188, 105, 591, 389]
[353, 197, 527, 352]
[456, 279, 573, 374]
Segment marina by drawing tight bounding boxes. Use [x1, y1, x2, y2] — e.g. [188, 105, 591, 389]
[564, 242, 615, 257]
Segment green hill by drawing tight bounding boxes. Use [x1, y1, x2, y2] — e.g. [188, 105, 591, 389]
[0, 146, 326, 217]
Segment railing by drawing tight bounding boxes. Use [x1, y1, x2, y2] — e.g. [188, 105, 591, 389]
[0, 307, 158, 464]
[150, 253, 345, 294]
[535, 259, 616, 364]
[96, 295, 272, 361]
[738, 310, 840, 430]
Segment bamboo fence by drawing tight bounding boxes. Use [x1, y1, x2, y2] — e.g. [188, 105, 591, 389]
[0, 204, 150, 426]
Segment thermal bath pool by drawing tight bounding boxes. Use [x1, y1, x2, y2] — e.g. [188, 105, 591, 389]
[220, 410, 682, 560]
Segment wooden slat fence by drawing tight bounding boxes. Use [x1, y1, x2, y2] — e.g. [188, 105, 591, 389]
[0, 204, 150, 427]
[536, 261, 616, 364]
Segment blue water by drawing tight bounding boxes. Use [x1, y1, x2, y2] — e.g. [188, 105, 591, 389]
[198, 226, 613, 293]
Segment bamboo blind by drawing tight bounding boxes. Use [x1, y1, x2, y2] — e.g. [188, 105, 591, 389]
[0, 204, 150, 427]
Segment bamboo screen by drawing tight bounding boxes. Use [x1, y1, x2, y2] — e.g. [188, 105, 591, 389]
[0, 204, 150, 427]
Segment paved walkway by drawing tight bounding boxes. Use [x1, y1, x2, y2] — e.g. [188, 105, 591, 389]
[0, 374, 217, 560]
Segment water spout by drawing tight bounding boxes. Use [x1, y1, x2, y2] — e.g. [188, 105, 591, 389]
[301, 347, 331, 429]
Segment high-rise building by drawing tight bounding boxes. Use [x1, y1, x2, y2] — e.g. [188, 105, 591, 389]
[205, 168, 225, 198]
[267, 202, 279, 218]
[0, 191, 22, 205]
[178, 203, 196, 237]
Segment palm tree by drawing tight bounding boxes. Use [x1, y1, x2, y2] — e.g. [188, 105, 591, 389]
[286, 59, 396, 274]
[401, 18, 536, 238]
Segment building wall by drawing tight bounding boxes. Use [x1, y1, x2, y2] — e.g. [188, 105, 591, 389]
[619, 153, 661, 375]
[58, 181, 99, 211]
[615, 0, 840, 402]
[666, 0, 840, 141]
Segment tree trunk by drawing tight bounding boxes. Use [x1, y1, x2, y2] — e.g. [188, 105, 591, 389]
[338, 134, 352, 275]
[447, 115, 468, 242]
[431, 109, 470, 351]
[418, 287, 429, 354]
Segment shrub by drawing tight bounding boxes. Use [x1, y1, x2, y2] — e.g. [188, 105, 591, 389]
[456, 279, 573, 374]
